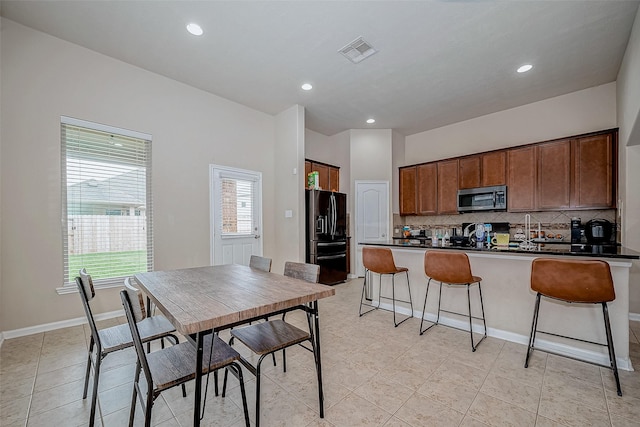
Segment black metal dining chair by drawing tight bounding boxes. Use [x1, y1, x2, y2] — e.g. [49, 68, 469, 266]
[120, 290, 250, 427]
[77, 269, 179, 427]
[227, 261, 322, 427]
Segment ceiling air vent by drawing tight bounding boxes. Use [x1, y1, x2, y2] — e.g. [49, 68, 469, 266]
[338, 37, 377, 64]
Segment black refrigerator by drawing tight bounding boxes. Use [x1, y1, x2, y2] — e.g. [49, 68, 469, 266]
[306, 189, 348, 285]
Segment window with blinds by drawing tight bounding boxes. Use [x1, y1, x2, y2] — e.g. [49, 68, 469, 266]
[221, 177, 255, 236]
[61, 117, 153, 288]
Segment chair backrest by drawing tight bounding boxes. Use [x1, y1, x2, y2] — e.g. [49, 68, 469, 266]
[79, 268, 95, 301]
[124, 277, 147, 322]
[76, 269, 101, 348]
[120, 290, 154, 386]
[362, 247, 399, 274]
[249, 255, 272, 272]
[530, 258, 615, 303]
[424, 251, 475, 284]
[284, 261, 320, 283]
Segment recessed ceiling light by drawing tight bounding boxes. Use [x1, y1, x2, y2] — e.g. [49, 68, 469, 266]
[186, 23, 203, 36]
[301, 83, 313, 91]
[517, 64, 533, 73]
[366, 118, 375, 124]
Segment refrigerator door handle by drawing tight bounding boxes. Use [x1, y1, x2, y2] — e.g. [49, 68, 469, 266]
[330, 193, 337, 237]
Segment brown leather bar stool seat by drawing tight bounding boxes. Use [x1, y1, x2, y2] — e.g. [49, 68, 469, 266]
[525, 258, 622, 396]
[359, 246, 414, 327]
[420, 250, 487, 351]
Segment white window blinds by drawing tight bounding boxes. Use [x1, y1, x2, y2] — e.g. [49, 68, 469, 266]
[61, 117, 153, 288]
[221, 177, 255, 235]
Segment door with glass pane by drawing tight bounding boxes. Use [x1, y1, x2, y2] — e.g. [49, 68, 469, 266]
[210, 165, 262, 265]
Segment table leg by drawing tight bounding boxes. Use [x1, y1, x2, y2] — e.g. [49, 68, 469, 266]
[194, 331, 203, 426]
[312, 301, 325, 418]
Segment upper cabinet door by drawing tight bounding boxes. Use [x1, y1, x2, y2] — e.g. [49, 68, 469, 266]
[507, 146, 536, 211]
[305, 161, 312, 189]
[437, 159, 459, 214]
[417, 163, 437, 215]
[537, 139, 571, 210]
[458, 156, 481, 189]
[481, 151, 507, 187]
[329, 167, 340, 192]
[314, 163, 330, 191]
[399, 166, 417, 215]
[571, 133, 615, 208]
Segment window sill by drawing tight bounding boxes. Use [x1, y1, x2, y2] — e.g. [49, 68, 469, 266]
[56, 279, 125, 295]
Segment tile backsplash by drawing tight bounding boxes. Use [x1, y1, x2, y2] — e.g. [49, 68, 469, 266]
[394, 209, 618, 240]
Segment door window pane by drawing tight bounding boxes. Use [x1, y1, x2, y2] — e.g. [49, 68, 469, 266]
[222, 178, 254, 235]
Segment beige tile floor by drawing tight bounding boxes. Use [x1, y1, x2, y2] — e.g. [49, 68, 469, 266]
[2, 278, 640, 426]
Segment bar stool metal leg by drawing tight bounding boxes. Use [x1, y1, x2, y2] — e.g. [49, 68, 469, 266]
[602, 302, 622, 396]
[524, 293, 542, 368]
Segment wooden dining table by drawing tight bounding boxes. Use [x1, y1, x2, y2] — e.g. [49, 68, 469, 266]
[134, 264, 336, 426]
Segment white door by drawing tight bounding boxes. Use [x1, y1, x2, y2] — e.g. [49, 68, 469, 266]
[355, 181, 389, 277]
[210, 165, 262, 266]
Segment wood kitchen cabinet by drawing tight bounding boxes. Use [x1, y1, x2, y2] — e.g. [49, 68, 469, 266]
[399, 129, 616, 215]
[458, 156, 481, 189]
[314, 163, 330, 191]
[459, 151, 506, 189]
[537, 139, 571, 210]
[399, 166, 417, 215]
[507, 146, 537, 211]
[571, 133, 615, 208]
[329, 167, 340, 192]
[305, 160, 340, 192]
[305, 160, 312, 183]
[417, 163, 438, 214]
[481, 151, 507, 186]
[437, 159, 459, 214]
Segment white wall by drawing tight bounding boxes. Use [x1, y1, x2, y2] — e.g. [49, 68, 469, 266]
[273, 105, 306, 273]
[405, 83, 617, 164]
[349, 129, 393, 273]
[0, 19, 281, 331]
[391, 130, 406, 214]
[617, 6, 640, 315]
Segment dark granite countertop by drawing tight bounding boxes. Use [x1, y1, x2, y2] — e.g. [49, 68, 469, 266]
[361, 240, 640, 260]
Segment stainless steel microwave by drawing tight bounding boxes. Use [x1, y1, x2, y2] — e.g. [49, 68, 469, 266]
[457, 185, 507, 212]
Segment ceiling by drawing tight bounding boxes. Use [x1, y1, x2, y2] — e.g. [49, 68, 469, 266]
[1, 1, 639, 136]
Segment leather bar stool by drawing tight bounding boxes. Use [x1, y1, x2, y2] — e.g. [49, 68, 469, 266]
[420, 250, 487, 351]
[524, 258, 622, 396]
[359, 246, 414, 327]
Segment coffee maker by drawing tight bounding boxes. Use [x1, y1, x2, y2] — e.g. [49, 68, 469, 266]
[570, 217, 583, 244]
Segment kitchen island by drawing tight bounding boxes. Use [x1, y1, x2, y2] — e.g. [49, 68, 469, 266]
[360, 241, 639, 370]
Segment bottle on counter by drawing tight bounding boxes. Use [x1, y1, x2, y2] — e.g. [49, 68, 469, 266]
[443, 231, 450, 246]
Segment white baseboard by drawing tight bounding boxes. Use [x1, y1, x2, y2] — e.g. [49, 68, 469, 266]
[1, 310, 123, 341]
[377, 301, 633, 371]
[629, 313, 640, 322]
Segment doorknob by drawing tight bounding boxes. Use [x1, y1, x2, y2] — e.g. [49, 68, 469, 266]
[254, 234, 261, 239]
[381, 233, 386, 237]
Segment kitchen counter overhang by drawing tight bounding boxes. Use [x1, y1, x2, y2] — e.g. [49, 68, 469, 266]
[359, 241, 638, 371]
[370, 239, 640, 260]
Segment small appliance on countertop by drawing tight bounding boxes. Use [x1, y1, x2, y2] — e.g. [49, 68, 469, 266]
[570, 217, 583, 244]
[584, 218, 615, 245]
[571, 217, 617, 245]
